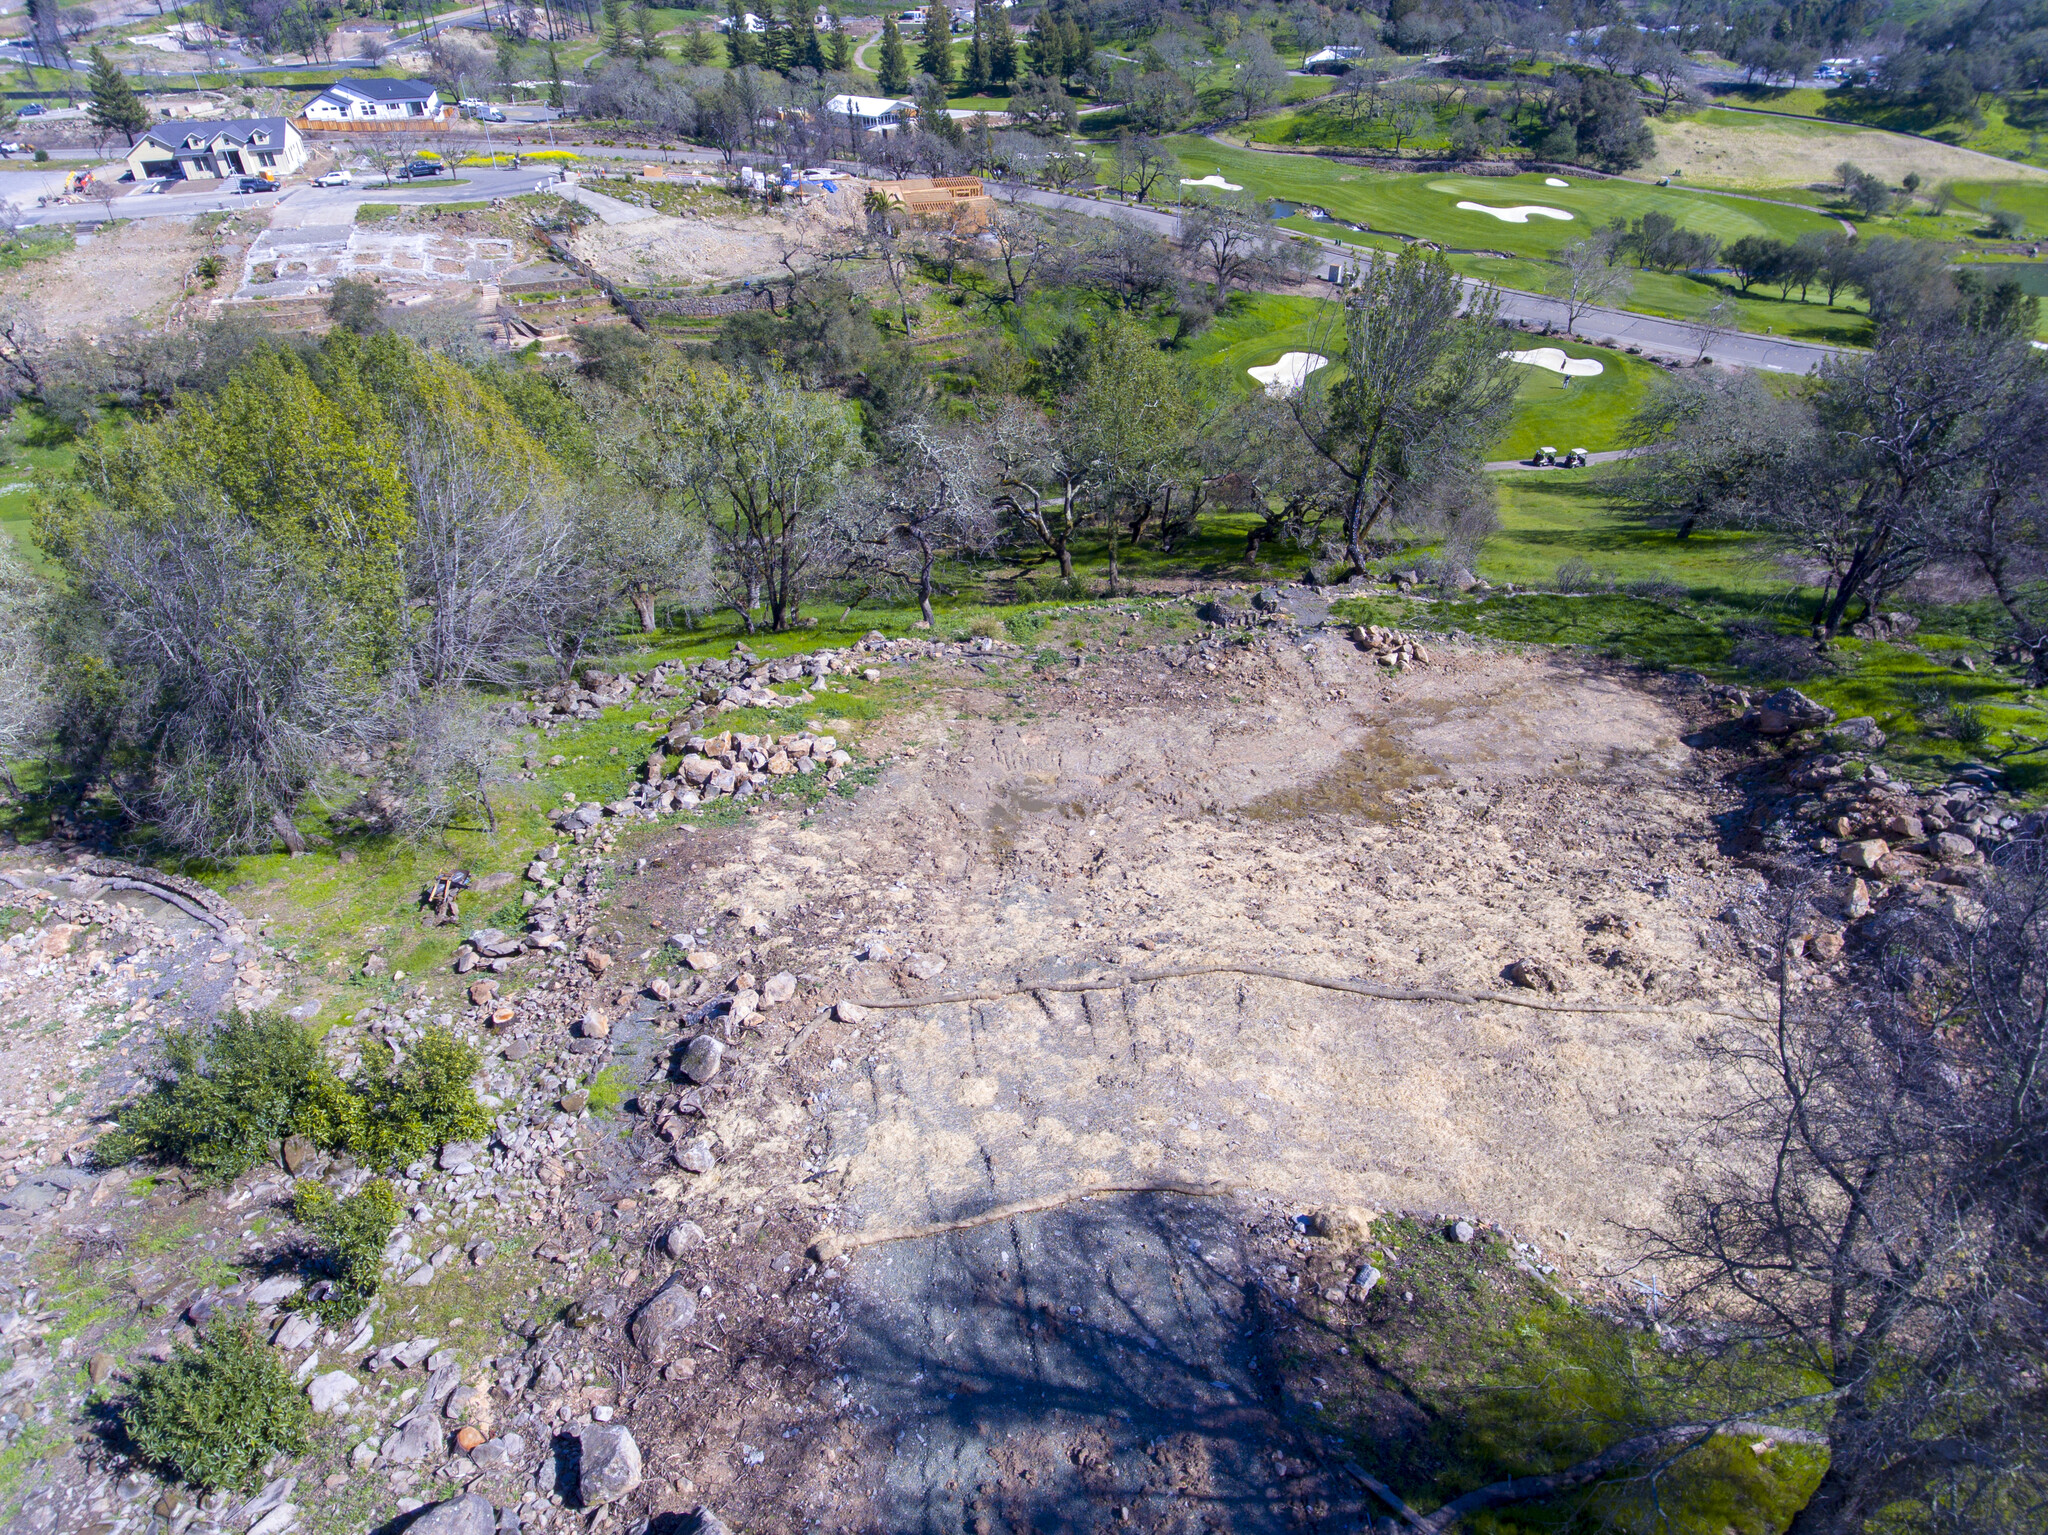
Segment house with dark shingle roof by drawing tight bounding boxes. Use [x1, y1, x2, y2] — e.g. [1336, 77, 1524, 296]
[124, 117, 307, 181]
[302, 77, 446, 122]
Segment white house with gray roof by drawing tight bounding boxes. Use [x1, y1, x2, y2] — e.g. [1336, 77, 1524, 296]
[301, 77, 446, 121]
[124, 117, 307, 181]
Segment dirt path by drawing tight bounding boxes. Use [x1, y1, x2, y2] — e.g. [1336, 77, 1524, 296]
[618, 631, 1771, 1534]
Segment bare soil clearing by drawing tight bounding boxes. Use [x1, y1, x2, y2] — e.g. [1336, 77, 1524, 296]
[1646, 111, 2048, 188]
[618, 636, 1772, 1533]
[567, 182, 867, 288]
[0, 214, 226, 338]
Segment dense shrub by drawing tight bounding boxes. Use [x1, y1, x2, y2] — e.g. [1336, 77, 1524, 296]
[96, 1014, 321, 1185]
[98, 1015, 486, 1180]
[293, 1029, 489, 1167]
[291, 1177, 401, 1323]
[124, 1318, 311, 1490]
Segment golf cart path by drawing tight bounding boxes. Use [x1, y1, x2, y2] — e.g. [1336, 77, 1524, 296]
[1005, 184, 1846, 375]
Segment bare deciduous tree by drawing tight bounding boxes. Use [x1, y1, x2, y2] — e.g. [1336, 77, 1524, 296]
[988, 398, 1092, 583]
[1178, 191, 1312, 297]
[0, 534, 47, 797]
[845, 419, 999, 626]
[1543, 233, 1634, 334]
[1289, 247, 1520, 575]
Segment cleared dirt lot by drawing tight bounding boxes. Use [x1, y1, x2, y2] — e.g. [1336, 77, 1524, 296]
[1647, 109, 2048, 187]
[621, 631, 1772, 1533]
[0, 213, 227, 338]
[567, 181, 867, 287]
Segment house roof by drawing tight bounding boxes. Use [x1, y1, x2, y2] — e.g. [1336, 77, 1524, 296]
[134, 116, 298, 154]
[316, 76, 439, 103]
[825, 94, 912, 116]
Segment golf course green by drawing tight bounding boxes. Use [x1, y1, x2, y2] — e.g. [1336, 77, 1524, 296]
[1155, 139, 1847, 259]
[1182, 295, 1659, 458]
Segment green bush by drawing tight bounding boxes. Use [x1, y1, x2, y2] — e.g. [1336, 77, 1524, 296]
[293, 1028, 489, 1167]
[96, 1014, 322, 1186]
[291, 1178, 400, 1323]
[124, 1317, 311, 1491]
[99, 1015, 488, 1180]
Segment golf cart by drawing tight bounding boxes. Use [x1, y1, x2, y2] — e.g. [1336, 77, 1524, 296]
[1532, 446, 1557, 466]
[1564, 447, 1589, 467]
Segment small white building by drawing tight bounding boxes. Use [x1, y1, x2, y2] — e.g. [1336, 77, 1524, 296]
[714, 12, 769, 32]
[825, 93, 916, 132]
[1302, 45, 1368, 73]
[301, 77, 444, 122]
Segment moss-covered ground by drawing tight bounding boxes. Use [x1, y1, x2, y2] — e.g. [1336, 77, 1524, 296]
[1270, 1213, 1828, 1535]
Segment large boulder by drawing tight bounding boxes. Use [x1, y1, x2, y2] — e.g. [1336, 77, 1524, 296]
[1745, 687, 1836, 736]
[1848, 611, 1919, 642]
[576, 1423, 642, 1507]
[404, 1494, 496, 1535]
[628, 1275, 699, 1362]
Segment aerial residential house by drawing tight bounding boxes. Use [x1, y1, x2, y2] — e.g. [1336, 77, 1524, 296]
[125, 117, 307, 181]
[300, 77, 446, 122]
[1302, 45, 1368, 72]
[824, 93, 916, 134]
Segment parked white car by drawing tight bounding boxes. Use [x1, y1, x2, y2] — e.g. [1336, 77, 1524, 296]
[313, 169, 353, 187]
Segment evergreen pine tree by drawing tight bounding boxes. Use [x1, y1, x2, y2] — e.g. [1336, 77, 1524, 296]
[827, 10, 852, 72]
[1025, 17, 1054, 78]
[990, 12, 1016, 84]
[726, 5, 757, 68]
[877, 14, 910, 93]
[794, 0, 824, 71]
[604, 0, 628, 56]
[635, 1, 666, 60]
[919, 6, 954, 88]
[546, 45, 565, 107]
[86, 47, 149, 146]
[965, 3, 990, 94]
[681, 28, 716, 65]
[1067, 19, 1092, 76]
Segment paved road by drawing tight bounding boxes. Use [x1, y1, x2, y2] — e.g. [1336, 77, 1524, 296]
[8, 163, 559, 224]
[1005, 185, 1846, 375]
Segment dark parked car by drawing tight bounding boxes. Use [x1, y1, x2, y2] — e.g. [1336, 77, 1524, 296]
[237, 175, 278, 193]
[17, 102, 45, 117]
[396, 160, 444, 179]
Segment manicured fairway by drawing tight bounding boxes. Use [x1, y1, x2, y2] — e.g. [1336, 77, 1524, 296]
[1180, 296, 1659, 457]
[1156, 139, 1845, 258]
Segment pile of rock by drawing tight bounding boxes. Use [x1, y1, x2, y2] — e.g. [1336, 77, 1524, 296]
[526, 632, 1014, 726]
[1350, 624, 1432, 669]
[543, 726, 855, 831]
[1847, 611, 1920, 643]
[1827, 772, 2027, 875]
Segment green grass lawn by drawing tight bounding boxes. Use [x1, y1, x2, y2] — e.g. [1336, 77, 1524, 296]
[1181, 297, 1658, 457]
[1442, 251, 1876, 346]
[1490, 343, 1661, 459]
[1154, 139, 1846, 270]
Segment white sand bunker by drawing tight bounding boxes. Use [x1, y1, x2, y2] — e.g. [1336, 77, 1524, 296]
[1545, 177, 1570, 187]
[1457, 200, 1574, 223]
[1249, 351, 1329, 395]
[1181, 174, 1243, 191]
[1502, 347, 1605, 377]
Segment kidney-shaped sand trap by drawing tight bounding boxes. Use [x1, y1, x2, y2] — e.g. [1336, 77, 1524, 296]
[1180, 173, 1243, 191]
[1248, 351, 1329, 395]
[1545, 176, 1571, 187]
[1456, 200, 1574, 222]
[1502, 346, 1605, 377]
